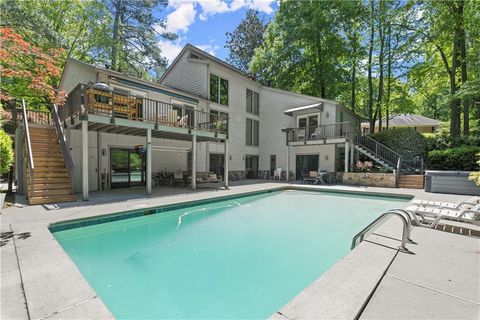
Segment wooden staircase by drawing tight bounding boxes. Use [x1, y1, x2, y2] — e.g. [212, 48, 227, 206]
[398, 175, 424, 189]
[27, 127, 76, 205]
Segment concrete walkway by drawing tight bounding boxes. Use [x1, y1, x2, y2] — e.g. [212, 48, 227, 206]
[1, 183, 478, 319]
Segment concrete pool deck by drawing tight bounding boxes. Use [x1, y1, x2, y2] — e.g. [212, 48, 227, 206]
[1, 183, 479, 319]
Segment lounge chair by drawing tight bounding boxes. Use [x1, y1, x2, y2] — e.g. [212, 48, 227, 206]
[412, 196, 479, 210]
[406, 204, 480, 226]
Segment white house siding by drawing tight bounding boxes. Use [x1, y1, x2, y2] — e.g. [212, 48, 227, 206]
[162, 51, 208, 99]
[68, 129, 191, 192]
[289, 144, 337, 173]
[258, 88, 321, 173]
[59, 61, 96, 93]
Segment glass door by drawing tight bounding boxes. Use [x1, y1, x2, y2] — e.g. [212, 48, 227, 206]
[110, 148, 145, 188]
[295, 155, 319, 180]
[245, 155, 259, 179]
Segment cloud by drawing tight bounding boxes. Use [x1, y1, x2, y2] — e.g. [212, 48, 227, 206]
[194, 44, 219, 56]
[198, 0, 275, 20]
[164, 3, 196, 33]
[158, 39, 184, 63]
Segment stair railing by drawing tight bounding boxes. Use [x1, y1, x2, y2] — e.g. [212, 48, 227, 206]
[52, 104, 75, 192]
[355, 131, 402, 169]
[21, 99, 35, 195]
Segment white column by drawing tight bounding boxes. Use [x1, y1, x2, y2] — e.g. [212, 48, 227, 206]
[344, 141, 349, 173]
[286, 145, 290, 182]
[224, 139, 229, 188]
[15, 127, 24, 194]
[146, 129, 152, 195]
[191, 133, 197, 190]
[350, 142, 354, 169]
[82, 120, 89, 201]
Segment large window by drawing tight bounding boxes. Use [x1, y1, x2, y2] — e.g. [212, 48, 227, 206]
[246, 118, 259, 146]
[246, 89, 259, 115]
[210, 74, 229, 106]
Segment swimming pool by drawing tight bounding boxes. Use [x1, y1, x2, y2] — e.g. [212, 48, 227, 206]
[52, 189, 409, 319]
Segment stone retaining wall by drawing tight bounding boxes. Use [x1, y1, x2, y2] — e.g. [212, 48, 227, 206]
[343, 172, 396, 188]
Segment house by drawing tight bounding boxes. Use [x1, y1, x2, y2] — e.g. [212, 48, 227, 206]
[361, 114, 440, 134]
[15, 44, 403, 204]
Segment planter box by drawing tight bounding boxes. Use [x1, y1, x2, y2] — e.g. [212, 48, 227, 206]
[343, 172, 396, 188]
[425, 171, 480, 196]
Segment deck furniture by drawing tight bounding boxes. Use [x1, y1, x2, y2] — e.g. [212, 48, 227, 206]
[173, 171, 185, 187]
[412, 196, 479, 210]
[273, 168, 282, 180]
[314, 171, 329, 185]
[302, 171, 318, 184]
[196, 172, 221, 184]
[85, 87, 141, 120]
[406, 204, 480, 226]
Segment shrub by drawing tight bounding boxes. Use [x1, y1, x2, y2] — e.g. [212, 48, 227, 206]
[468, 153, 480, 187]
[423, 133, 480, 151]
[0, 129, 14, 174]
[372, 128, 427, 159]
[426, 146, 480, 171]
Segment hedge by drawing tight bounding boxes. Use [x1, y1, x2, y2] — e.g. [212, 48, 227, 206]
[372, 128, 427, 159]
[426, 146, 480, 171]
[0, 129, 13, 174]
[424, 133, 480, 152]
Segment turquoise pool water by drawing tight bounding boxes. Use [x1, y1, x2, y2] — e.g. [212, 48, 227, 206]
[53, 190, 408, 319]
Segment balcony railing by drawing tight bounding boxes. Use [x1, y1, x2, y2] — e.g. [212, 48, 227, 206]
[286, 122, 354, 143]
[62, 84, 228, 135]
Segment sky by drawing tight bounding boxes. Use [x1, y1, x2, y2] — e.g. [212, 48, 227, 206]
[155, 0, 278, 65]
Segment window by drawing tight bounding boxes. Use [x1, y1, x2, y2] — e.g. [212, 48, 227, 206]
[246, 118, 259, 146]
[210, 109, 228, 131]
[246, 89, 259, 115]
[298, 118, 307, 128]
[210, 74, 228, 106]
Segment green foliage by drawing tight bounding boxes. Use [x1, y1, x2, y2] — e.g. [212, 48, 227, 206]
[468, 153, 480, 186]
[423, 133, 480, 151]
[0, 129, 13, 175]
[225, 9, 267, 74]
[372, 128, 427, 159]
[427, 146, 480, 171]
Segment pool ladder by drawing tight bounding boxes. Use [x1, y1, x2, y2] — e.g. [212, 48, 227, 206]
[351, 209, 417, 253]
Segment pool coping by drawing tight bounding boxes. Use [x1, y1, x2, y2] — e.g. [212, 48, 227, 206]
[0, 183, 470, 319]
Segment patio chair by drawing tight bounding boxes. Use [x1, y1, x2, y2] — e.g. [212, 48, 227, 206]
[173, 171, 185, 187]
[412, 196, 479, 210]
[297, 129, 306, 140]
[178, 115, 189, 127]
[273, 168, 282, 180]
[406, 204, 480, 226]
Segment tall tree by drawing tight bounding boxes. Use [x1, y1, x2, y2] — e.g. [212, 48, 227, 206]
[367, 0, 375, 132]
[225, 9, 267, 74]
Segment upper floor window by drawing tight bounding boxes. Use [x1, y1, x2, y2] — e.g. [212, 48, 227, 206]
[246, 118, 259, 146]
[246, 89, 259, 115]
[210, 74, 228, 106]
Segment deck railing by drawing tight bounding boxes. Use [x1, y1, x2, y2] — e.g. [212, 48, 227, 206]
[355, 132, 402, 168]
[62, 84, 228, 135]
[286, 122, 354, 143]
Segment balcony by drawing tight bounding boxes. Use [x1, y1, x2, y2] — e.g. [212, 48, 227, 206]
[62, 84, 228, 137]
[285, 122, 354, 145]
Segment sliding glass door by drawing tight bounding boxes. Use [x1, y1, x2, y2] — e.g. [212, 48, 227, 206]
[110, 148, 146, 188]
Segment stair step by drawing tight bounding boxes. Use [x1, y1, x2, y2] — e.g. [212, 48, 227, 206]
[32, 172, 69, 178]
[35, 160, 66, 167]
[35, 167, 67, 173]
[30, 188, 73, 197]
[28, 194, 76, 205]
[30, 182, 71, 190]
[32, 178, 71, 184]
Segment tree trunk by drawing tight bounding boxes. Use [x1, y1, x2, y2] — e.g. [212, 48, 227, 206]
[459, 1, 468, 135]
[386, 23, 392, 129]
[368, 0, 375, 133]
[376, 0, 385, 132]
[449, 1, 462, 138]
[111, 0, 122, 71]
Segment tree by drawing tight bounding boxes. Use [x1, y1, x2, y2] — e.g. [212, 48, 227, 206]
[0, 27, 64, 104]
[106, 0, 176, 80]
[225, 9, 267, 74]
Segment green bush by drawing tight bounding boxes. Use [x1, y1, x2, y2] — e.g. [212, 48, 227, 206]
[426, 146, 480, 171]
[468, 153, 480, 186]
[372, 128, 427, 159]
[423, 133, 480, 151]
[0, 129, 14, 174]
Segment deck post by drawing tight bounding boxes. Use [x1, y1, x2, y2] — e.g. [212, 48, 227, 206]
[350, 142, 354, 170]
[15, 126, 24, 194]
[224, 139, 229, 188]
[82, 120, 89, 201]
[344, 141, 349, 173]
[286, 145, 290, 182]
[191, 132, 197, 190]
[146, 128, 152, 195]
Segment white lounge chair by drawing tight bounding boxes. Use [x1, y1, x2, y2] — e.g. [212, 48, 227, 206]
[412, 196, 479, 210]
[406, 204, 480, 226]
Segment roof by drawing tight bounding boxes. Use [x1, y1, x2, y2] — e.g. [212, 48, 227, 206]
[60, 58, 209, 105]
[284, 103, 324, 116]
[361, 114, 440, 127]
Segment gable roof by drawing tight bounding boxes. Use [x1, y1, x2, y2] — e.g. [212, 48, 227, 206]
[361, 114, 440, 127]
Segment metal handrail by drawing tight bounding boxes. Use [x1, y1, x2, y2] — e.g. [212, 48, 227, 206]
[21, 99, 35, 194]
[355, 131, 402, 168]
[351, 210, 414, 252]
[52, 103, 75, 192]
[287, 122, 354, 143]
